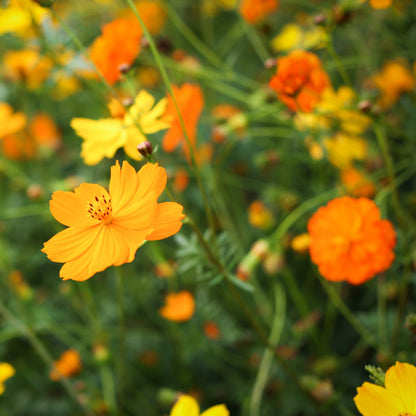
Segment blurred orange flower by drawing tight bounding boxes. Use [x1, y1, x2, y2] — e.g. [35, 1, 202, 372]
[29, 113, 62, 152]
[42, 161, 185, 281]
[341, 167, 376, 198]
[308, 196, 396, 284]
[248, 201, 274, 230]
[2, 132, 36, 160]
[162, 83, 204, 160]
[49, 349, 81, 381]
[269, 50, 330, 112]
[90, 18, 142, 85]
[203, 321, 221, 340]
[371, 60, 414, 109]
[159, 291, 195, 322]
[173, 168, 190, 192]
[122, 0, 166, 35]
[364, 0, 392, 9]
[239, 0, 279, 24]
[3, 49, 52, 90]
[0, 103, 26, 139]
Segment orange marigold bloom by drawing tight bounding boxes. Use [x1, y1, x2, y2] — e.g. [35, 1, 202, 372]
[42, 161, 185, 281]
[159, 291, 195, 322]
[269, 50, 330, 112]
[49, 349, 81, 381]
[308, 196, 396, 284]
[90, 18, 142, 85]
[162, 83, 204, 160]
[240, 0, 279, 24]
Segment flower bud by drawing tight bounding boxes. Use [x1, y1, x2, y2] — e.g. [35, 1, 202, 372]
[137, 141, 153, 158]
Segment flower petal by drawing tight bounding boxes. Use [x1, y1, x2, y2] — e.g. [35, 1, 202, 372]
[354, 382, 403, 416]
[146, 202, 185, 241]
[384, 362, 416, 412]
[201, 404, 230, 416]
[71, 118, 125, 165]
[170, 395, 199, 416]
[136, 162, 167, 200]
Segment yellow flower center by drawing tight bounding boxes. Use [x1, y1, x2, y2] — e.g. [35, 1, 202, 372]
[87, 195, 113, 224]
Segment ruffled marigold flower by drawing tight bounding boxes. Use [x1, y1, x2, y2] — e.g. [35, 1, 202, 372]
[354, 362, 416, 415]
[90, 18, 143, 85]
[169, 394, 229, 416]
[308, 196, 396, 284]
[239, 0, 279, 24]
[269, 50, 330, 112]
[0, 363, 15, 395]
[71, 90, 169, 165]
[159, 291, 195, 322]
[42, 161, 185, 281]
[162, 83, 204, 160]
[370, 60, 414, 109]
[49, 349, 81, 381]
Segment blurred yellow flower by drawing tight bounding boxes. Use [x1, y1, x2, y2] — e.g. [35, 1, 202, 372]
[159, 291, 195, 322]
[170, 394, 229, 416]
[354, 362, 416, 415]
[0, 0, 48, 37]
[71, 90, 170, 165]
[324, 133, 367, 169]
[3, 49, 53, 90]
[363, 0, 392, 9]
[248, 201, 274, 230]
[371, 60, 414, 109]
[0, 103, 26, 139]
[271, 23, 327, 52]
[0, 363, 15, 395]
[291, 233, 311, 253]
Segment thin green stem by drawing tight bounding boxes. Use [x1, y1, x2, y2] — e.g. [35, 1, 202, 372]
[125, 0, 217, 243]
[326, 34, 352, 87]
[0, 301, 94, 416]
[115, 267, 126, 387]
[249, 284, 285, 416]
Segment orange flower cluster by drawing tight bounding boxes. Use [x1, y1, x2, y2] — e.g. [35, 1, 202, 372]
[162, 83, 204, 160]
[159, 291, 195, 322]
[308, 197, 396, 284]
[269, 50, 330, 112]
[49, 349, 81, 381]
[90, 18, 142, 85]
[42, 161, 185, 281]
[239, 0, 279, 24]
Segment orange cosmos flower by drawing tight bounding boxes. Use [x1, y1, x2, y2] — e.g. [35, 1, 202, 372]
[159, 291, 195, 322]
[162, 83, 204, 160]
[308, 196, 396, 284]
[90, 18, 142, 85]
[42, 161, 185, 281]
[49, 349, 82, 381]
[240, 0, 279, 24]
[364, 0, 392, 9]
[29, 112, 62, 152]
[269, 50, 330, 112]
[122, 0, 167, 35]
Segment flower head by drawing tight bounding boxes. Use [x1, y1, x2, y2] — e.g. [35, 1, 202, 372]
[71, 90, 169, 165]
[364, 0, 392, 9]
[269, 50, 330, 112]
[169, 394, 229, 416]
[354, 361, 416, 415]
[42, 161, 185, 281]
[0, 103, 26, 139]
[49, 349, 82, 381]
[90, 18, 143, 85]
[162, 83, 204, 160]
[239, 0, 279, 24]
[0, 363, 15, 395]
[159, 291, 195, 322]
[308, 196, 396, 284]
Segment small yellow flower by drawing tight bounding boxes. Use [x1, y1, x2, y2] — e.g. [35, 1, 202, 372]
[354, 361, 416, 415]
[170, 394, 229, 416]
[71, 90, 170, 165]
[0, 103, 26, 139]
[0, 363, 15, 395]
[324, 133, 367, 169]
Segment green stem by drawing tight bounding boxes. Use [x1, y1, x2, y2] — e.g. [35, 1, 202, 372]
[326, 34, 352, 87]
[0, 301, 94, 416]
[115, 267, 126, 387]
[125, 0, 217, 244]
[249, 284, 285, 416]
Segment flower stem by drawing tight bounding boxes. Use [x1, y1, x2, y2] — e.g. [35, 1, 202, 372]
[115, 267, 126, 390]
[0, 301, 94, 416]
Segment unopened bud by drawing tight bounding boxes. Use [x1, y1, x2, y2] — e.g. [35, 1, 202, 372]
[358, 100, 372, 113]
[92, 343, 110, 364]
[137, 141, 153, 158]
[313, 13, 326, 26]
[121, 97, 134, 107]
[264, 58, 277, 69]
[118, 63, 131, 75]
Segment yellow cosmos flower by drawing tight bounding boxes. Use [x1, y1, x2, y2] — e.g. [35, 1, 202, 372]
[70, 90, 170, 165]
[42, 161, 185, 281]
[324, 133, 367, 169]
[170, 395, 229, 416]
[0, 103, 26, 139]
[0, 363, 15, 395]
[354, 362, 416, 416]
